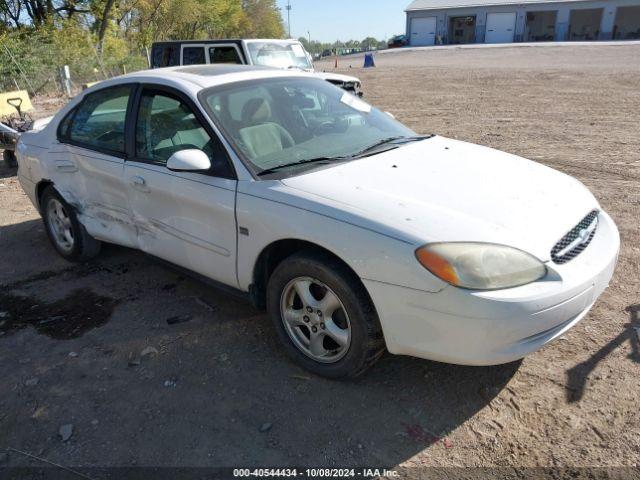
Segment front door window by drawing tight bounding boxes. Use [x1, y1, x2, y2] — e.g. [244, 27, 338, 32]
[135, 90, 234, 178]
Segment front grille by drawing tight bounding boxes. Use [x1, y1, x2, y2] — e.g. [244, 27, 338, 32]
[550, 210, 599, 265]
[327, 80, 359, 93]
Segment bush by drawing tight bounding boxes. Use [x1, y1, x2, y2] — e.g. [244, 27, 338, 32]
[0, 22, 147, 95]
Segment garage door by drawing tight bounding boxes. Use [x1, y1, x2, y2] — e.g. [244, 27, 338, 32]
[485, 12, 516, 43]
[410, 17, 437, 46]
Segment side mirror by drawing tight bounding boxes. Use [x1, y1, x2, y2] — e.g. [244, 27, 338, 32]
[166, 149, 211, 172]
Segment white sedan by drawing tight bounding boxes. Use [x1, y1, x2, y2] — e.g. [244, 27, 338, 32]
[16, 65, 619, 378]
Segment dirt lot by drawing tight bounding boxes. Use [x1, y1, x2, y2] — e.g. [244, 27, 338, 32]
[1, 44, 639, 475]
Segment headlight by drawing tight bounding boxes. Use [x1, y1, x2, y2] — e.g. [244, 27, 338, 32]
[415, 242, 547, 290]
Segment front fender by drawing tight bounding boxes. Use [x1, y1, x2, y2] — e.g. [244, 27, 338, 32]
[235, 182, 447, 294]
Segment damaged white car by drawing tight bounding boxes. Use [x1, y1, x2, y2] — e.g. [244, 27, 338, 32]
[16, 65, 619, 378]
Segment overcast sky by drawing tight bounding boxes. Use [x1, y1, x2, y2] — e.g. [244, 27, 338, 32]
[275, 0, 408, 42]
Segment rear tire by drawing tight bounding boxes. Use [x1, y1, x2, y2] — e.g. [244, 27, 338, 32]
[41, 186, 101, 262]
[267, 250, 385, 378]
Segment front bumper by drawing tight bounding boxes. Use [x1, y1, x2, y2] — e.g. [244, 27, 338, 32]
[364, 210, 620, 366]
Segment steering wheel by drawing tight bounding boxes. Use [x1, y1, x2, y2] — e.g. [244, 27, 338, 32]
[96, 130, 122, 143]
[313, 117, 349, 135]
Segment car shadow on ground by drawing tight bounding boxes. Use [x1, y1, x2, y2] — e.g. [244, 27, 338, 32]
[0, 164, 18, 179]
[565, 304, 640, 403]
[0, 218, 74, 286]
[0, 216, 521, 468]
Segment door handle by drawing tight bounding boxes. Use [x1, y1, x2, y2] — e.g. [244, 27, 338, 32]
[131, 175, 149, 192]
[55, 160, 77, 173]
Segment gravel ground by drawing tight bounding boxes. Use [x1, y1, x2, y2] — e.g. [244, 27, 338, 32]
[0, 43, 639, 475]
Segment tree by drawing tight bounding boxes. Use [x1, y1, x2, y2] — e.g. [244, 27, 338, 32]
[0, 0, 23, 28]
[360, 37, 378, 51]
[0, 0, 289, 95]
[133, 0, 247, 42]
[20, 0, 90, 25]
[241, 0, 284, 38]
[96, 0, 116, 52]
[344, 39, 359, 49]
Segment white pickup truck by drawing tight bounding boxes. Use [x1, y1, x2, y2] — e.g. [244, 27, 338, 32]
[150, 38, 363, 96]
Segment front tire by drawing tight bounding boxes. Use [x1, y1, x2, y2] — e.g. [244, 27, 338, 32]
[267, 251, 385, 378]
[41, 186, 101, 262]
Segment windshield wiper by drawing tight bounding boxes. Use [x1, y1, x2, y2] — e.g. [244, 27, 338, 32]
[257, 156, 346, 177]
[350, 135, 432, 159]
[256, 135, 432, 177]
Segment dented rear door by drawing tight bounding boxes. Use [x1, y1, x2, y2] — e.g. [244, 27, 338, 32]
[54, 84, 138, 247]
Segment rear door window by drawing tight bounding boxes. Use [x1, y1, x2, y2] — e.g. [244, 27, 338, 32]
[209, 46, 242, 64]
[182, 46, 206, 65]
[64, 85, 132, 155]
[151, 45, 179, 68]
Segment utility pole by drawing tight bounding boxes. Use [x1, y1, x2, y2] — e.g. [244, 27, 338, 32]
[286, 0, 292, 38]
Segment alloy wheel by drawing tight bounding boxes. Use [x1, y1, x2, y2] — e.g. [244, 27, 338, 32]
[46, 198, 74, 253]
[280, 276, 352, 363]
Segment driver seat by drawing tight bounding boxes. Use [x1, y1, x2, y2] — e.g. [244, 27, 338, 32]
[238, 98, 294, 159]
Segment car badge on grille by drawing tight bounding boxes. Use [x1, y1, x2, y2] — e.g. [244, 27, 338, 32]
[557, 216, 598, 257]
[578, 219, 597, 244]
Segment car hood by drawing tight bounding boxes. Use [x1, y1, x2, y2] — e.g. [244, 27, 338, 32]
[281, 136, 599, 261]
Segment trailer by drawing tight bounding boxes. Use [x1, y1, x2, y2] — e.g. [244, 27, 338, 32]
[0, 121, 21, 167]
[0, 92, 34, 168]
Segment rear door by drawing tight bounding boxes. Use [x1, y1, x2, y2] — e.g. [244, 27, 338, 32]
[124, 85, 238, 286]
[485, 12, 517, 43]
[55, 84, 137, 247]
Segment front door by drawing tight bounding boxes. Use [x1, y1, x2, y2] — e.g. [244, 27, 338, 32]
[124, 86, 238, 287]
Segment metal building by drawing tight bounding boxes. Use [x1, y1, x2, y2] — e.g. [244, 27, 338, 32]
[405, 0, 640, 45]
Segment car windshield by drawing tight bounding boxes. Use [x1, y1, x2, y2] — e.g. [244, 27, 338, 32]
[247, 42, 312, 70]
[201, 77, 417, 177]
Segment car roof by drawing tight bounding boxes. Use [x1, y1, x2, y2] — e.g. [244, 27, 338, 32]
[244, 39, 302, 44]
[96, 64, 312, 92]
[151, 38, 302, 45]
[175, 64, 273, 77]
